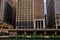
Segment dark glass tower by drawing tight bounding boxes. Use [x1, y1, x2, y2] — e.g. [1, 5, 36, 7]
[46, 0, 60, 29]
[0, 0, 14, 28]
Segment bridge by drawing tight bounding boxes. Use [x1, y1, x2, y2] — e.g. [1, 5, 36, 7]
[0, 29, 59, 36]
[7, 29, 60, 31]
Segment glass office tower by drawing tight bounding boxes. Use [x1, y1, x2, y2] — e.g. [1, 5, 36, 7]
[0, 0, 14, 28]
[46, 0, 60, 29]
[4, 0, 13, 25]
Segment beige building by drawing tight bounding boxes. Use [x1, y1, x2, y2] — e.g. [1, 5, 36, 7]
[16, 0, 45, 29]
[46, 0, 60, 29]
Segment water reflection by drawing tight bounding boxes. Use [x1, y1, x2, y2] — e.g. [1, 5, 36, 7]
[0, 38, 60, 40]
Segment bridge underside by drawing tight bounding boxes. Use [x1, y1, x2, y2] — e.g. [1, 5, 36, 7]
[8, 29, 60, 36]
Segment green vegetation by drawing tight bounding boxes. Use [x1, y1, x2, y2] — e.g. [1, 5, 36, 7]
[6, 35, 60, 39]
[49, 36, 60, 38]
[0, 35, 60, 39]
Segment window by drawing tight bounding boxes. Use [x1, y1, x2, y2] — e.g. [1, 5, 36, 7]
[16, 21, 33, 29]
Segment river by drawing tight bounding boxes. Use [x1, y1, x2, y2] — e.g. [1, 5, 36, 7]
[0, 38, 60, 40]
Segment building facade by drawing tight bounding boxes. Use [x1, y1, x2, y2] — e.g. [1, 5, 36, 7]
[0, 0, 5, 23]
[4, 0, 13, 25]
[16, 0, 45, 29]
[46, 0, 60, 29]
[0, 0, 14, 28]
[34, 0, 45, 29]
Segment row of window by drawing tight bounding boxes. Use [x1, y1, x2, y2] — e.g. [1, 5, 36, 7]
[16, 21, 33, 27]
[17, 0, 33, 21]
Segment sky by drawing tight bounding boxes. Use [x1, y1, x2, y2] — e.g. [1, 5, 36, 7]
[44, 0, 46, 3]
[44, 0, 46, 14]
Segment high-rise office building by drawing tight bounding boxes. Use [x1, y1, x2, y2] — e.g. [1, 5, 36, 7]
[46, 0, 60, 29]
[16, 0, 45, 29]
[0, 0, 5, 23]
[0, 0, 14, 28]
[4, 0, 13, 25]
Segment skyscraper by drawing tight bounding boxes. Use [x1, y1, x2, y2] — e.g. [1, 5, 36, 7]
[16, 0, 45, 29]
[0, 0, 5, 23]
[46, 0, 60, 29]
[4, 0, 13, 25]
[34, 0, 45, 29]
[0, 0, 14, 28]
